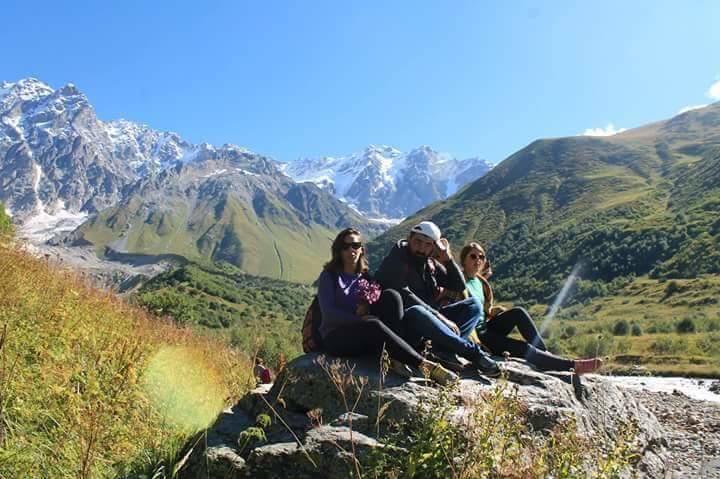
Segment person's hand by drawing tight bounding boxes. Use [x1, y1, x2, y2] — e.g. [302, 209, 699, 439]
[436, 312, 460, 335]
[488, 305, 507, 321]
[436, 238, 452, 263]
[356, 303, 369, 316]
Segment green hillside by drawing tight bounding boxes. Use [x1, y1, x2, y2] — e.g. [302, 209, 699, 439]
[368, 103, 720, 303]
[527, 275, 720, 377]
[73, 152, 383, 284]
[0, 201, 12, 237]
[135, 262, 315, 365]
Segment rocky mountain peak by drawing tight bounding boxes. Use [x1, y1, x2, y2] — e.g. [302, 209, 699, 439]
[284, 144, 492, 219]
[0, 78, 54, 108]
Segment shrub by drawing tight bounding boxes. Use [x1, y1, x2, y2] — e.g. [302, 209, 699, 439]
[561, 325, 577, 339]
[676, 318, 696, 334]
[631, 323, 643, 336]
[664, 280, 682, 298]
[613, 320, 630, 336]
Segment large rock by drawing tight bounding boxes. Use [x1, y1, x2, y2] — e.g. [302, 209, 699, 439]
[178, 353, 669, 478]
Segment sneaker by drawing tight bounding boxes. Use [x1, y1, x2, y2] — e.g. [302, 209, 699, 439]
[426, 362, 459, 386]
[573, 358, 603, 375]
[428, 350, 466, 372]
[471, 352, 502, 378]
[389, 359, 414, 379]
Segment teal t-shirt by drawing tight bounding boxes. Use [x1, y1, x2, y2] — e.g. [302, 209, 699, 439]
[466, 277, 487, 330]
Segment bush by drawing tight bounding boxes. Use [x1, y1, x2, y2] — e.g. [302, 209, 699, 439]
[613, 320, 630, 336]
[561, 325, 577, 339]
[664, 280, 682, 298]
[631, 323, 643, 336]
[676, 318, 696, 334]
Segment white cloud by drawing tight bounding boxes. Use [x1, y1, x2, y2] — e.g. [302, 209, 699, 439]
[581, 123, 627, 137]
[707, 80, 720, 100]
[677, 104, 709, 114]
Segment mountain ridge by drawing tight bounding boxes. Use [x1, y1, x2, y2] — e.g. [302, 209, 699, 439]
[367, 102, 720, 301]
[282, 144, 493, 219]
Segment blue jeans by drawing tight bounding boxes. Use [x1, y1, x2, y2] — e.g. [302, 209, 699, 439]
[403, 298, 486, 362]
[439, 297, 484, 338]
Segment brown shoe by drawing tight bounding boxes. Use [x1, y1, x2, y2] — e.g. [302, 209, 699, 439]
[425, 361, 459, 386]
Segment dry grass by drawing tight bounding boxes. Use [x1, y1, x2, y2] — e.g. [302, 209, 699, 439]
[0, 242, 254, 478]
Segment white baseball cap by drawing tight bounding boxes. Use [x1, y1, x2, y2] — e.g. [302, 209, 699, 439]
[410, 221, 444, 248]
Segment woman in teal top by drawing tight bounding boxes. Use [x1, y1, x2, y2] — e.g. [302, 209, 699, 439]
[460, 242, 602, 374]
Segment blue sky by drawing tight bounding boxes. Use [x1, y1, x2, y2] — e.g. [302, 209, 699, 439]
[2, 1, 719, 163]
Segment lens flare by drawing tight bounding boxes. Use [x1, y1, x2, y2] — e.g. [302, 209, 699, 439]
[142, 346, 227, 431]
[539, 263, 583, 340]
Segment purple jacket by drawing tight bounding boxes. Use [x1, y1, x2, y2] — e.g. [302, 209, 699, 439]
[316, 270, 364, 339]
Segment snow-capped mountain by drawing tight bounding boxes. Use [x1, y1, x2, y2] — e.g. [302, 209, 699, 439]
[0, 78, 247, 240]
[1, 78, 131, 237]
[104, 119, 200, 176]
[282, 145, 493, 219]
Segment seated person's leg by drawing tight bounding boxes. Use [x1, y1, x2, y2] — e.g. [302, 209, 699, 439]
[479, 329, 572, 371]
[323, 322, 380, 358]
[369, 289, 405, 337]
[324, 318, 424, 368]
[362, 317, 425, 368]
[404, 305, 487, 363]
[490, 307, 547, 351]
[439, 297, 483, 338]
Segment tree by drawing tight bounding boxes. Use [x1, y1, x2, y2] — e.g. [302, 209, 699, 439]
[630, 323, 642, 336]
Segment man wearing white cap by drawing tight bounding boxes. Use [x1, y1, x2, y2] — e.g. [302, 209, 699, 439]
[375, 221, 500, 377]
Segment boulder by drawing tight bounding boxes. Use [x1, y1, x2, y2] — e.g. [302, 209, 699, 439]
[178, 353, 669, 478]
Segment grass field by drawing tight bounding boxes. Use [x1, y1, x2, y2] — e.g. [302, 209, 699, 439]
[524, 275, 720, 378]
[0, 242, 254, 478]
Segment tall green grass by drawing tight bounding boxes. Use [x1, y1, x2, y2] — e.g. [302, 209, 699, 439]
[0, 242, 254, 478]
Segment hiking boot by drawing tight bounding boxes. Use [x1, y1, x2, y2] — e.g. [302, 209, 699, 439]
[471, 351, 501, 378]
[419, 360, 459, 386]
[389, 359, 414, 379]
[428, 350, 466, 372]
[425, 362, 459, 386]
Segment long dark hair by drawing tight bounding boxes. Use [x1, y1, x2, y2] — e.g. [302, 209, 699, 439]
[459, 241, 492, 279]
[323, 228, 369, 274]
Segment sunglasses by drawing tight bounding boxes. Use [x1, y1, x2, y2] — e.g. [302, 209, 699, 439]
[469, 253, 486, 260]
[342, 242, 363, 250]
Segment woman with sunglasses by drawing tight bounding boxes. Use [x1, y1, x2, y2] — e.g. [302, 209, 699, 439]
[460, 242, 602, 374]
[316, 228, 458, 385]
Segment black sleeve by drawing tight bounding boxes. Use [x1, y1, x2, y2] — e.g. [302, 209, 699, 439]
[376, 253, 441, 315]
[435, 259, 466, 292]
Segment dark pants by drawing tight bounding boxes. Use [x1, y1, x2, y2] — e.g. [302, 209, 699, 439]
[323, 290, 424, 367]
[479, 307, 573, 371]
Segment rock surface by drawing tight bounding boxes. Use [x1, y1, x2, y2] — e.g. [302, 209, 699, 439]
[629, 388, 720, 478]
[178, 353, 673, 478]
